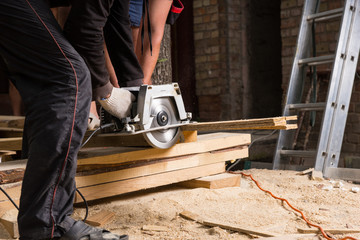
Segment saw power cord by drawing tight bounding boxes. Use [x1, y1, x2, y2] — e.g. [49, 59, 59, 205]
[81, 122, 115, 148]
[0, 185, 89, 222]
[0, 185, 19, 211]
[227, 171, 358, 240]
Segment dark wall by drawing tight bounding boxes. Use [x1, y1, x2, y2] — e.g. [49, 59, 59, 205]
[171, 0, 198, 119]
[248, 0, 282, 117]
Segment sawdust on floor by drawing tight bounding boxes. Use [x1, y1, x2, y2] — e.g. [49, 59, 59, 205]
[0, 169, 359, 239]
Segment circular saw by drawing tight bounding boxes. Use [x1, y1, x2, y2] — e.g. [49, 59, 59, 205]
[100, 83, 192, 149]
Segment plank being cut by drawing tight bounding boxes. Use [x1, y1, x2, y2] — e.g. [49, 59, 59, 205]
[84, 131, 198, 148]
[181, 116, 297, 131]
[0, 130, 200, 151]
[77, 132, 251, 166]
[75, 162, 225, 203]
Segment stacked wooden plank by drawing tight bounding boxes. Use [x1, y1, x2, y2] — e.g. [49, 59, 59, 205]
[74, 132, 250, 202]
[0, 132, 250, 203]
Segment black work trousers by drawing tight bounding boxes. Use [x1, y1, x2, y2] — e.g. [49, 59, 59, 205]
[0, 0, 143, 239]
[0, 1, 91, 239]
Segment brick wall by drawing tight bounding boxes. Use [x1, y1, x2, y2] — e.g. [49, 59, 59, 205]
[193, 0, 245, 121]
[281, 0, 360, 163]
[193, 0, 282, 121]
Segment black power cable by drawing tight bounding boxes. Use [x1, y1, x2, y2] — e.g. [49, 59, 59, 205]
[227, 130, 278, 172]
[0, 185, 19, 210]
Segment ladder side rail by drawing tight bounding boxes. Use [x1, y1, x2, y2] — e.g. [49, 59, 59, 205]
[321, 1, 360, 175]
[273, 0, 319, 169]
[314, 0, 360, 172]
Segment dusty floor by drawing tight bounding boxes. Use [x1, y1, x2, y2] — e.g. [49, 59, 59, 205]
[1, 168, 360, 240]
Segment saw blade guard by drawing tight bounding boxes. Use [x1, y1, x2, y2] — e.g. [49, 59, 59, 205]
[137, 83, 191, 148]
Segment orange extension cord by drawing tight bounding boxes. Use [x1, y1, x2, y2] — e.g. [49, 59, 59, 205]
[228, 171, 359, 240]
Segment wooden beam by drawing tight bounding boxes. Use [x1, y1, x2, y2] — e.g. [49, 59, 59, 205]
[82, 133, 149, 148]
[75, 162, 226, 203]
[0, 127, 23, 138]
[0, 147, 246, 204]
[181, 116, 297, 131]
[201, 220, 277, 237]
[77, 132, 251, 166]
[85, 210, 115, 227]
[0, 201, 18, 218]
[0, 185, 21, 202]
[0, 168, 24, 184]
[179, 210, 277, 237]
[0, 116, 24, 129]
[178, 173, 241, 189]
[0, 218, 19, 239]
[85, 131, 198, 148]
[76, 147, 247, 188]
[0, 137, 22, 151]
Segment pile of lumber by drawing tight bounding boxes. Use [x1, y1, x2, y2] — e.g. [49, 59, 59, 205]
[0, 132, 250, 203]
[0, 115, 297, 238]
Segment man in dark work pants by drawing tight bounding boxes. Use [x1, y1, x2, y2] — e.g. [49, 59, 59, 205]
[0, 0, 143, 239]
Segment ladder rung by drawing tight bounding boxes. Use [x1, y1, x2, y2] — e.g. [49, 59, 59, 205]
[279, 150, 317, 158]
[298, 55, 335, 66]
[288, 102, 326, 111]
[307, 8, 344, 22]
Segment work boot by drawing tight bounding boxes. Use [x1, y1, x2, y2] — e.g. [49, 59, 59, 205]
[59, 221, 128, 240]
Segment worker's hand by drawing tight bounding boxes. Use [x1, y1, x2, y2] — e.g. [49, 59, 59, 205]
[99, 87, 135, 119]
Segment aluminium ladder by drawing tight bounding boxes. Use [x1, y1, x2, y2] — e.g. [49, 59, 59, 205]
[273, 0, 360, 181]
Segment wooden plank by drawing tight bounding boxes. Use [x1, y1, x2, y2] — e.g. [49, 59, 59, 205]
[86, 131, 198, 148]
[0, 132, 248, 153]
[0, 201, 18, 218]
[0, 137, 22, 151]
[181, 116, 298, 131]
[179, 211, 200, 222]
[77, 132, 251, 166]
[142, 225, 168, 232]
[0, 168, 24, 184]
[85, 210, 115, 227]
[0, 116, 24, 129]
[202, 219, 277, 237]
[0, 159, 27, 171]
[76, 147, 247, 188]
[179, 210, 277, 237]
[178, 173, 241, 189]
[0, 185, 21, 202]
[297, 227, 360, 234]
[0, 127, 23, 138]
[0, 147, 246, 201]
[75, 162, 226, 203]
[0, 150, 18, 163]
[180, 131, 197, 143]
[82, 133, 149, 148]
[0, 218, 19, 239]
